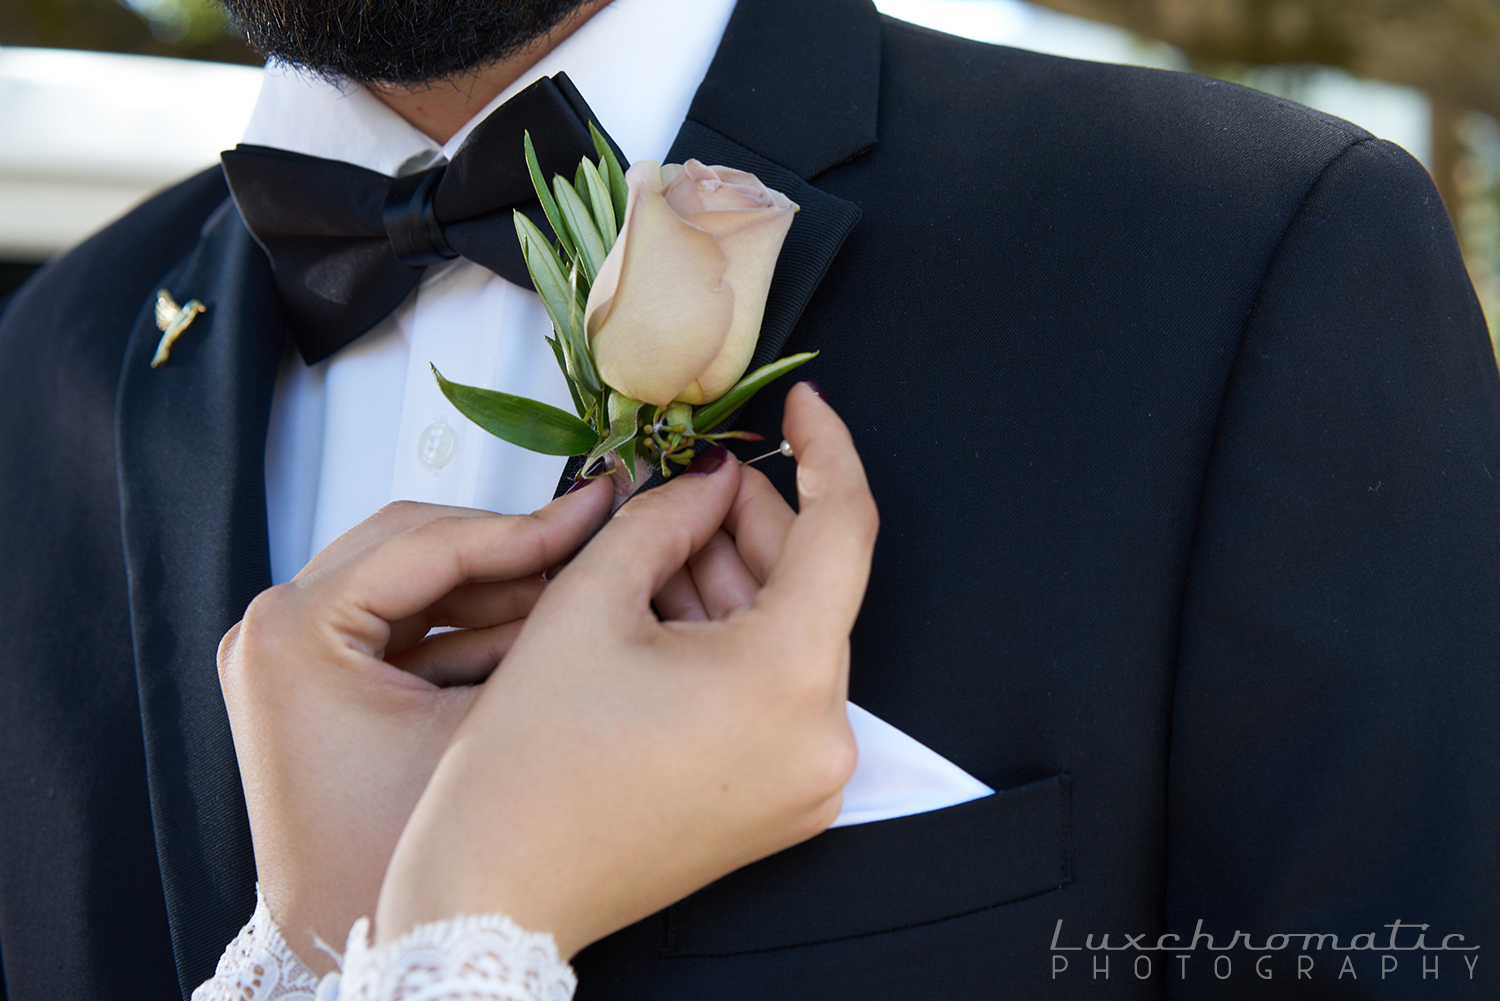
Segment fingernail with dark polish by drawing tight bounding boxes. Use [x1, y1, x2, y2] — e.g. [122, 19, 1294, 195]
[803, 379, 824, 398]
[685, 444, 730, 476]
[563, 476, 590, 496]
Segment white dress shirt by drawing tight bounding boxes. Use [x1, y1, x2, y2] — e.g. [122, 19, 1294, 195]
[246, 0, 991, 827]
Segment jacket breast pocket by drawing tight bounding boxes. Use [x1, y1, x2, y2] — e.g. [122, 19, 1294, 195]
[665, 772, 1073, 956]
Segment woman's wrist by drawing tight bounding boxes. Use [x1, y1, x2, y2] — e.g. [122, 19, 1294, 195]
[339, 911, 576, 1001]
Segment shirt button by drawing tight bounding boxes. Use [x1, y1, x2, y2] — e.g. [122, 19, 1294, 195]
[418, 421, 458, 467]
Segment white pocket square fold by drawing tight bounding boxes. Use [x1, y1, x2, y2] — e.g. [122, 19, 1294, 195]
[831, 702, 994, 828]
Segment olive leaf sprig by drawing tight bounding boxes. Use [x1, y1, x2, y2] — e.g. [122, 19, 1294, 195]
[433, 127, 815, 483]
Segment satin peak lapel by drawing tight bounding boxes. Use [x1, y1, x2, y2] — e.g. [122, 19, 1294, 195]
[116, 196, 282, 998]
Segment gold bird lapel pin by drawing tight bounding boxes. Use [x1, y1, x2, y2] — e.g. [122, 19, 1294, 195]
[150, 289, 206, 368]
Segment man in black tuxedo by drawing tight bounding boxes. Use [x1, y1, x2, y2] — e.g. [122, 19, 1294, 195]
[1, 0, 1496, 997]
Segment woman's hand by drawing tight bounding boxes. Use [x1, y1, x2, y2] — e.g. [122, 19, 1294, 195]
[217, 483, 614, 974]
[376, 383, 877, 958]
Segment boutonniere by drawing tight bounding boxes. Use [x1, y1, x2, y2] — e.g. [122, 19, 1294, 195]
[433, 128, 814, 496]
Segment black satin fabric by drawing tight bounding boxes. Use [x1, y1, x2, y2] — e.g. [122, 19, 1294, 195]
[222, 72, 621, 364]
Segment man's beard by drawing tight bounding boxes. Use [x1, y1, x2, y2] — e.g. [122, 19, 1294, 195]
[220, 0, 595, 85]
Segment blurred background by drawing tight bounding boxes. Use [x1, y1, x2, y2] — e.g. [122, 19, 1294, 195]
[2, 0, 1497, 355]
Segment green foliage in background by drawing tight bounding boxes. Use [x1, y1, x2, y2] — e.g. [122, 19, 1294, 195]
[119, 0, 233, 47]
[0, 0, 257, 64]
[1029, 0, 1500, 122]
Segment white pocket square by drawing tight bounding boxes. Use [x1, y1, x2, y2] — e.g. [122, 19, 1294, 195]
[831, 702, 994, 828]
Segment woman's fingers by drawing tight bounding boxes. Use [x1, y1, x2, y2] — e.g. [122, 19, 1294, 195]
[302, 478, 613, 650]
[655, 529, 763, 621]
[723, 464, 795, 585]
[295, 500, 502, 580]
[555, 450, 743, 626]
[654, 566, 708, 621]
[688, 529, 762, 618]
[748, 385, 878, 651]
[374, 384, 878, 959]
[384, 576, 548, 658]
[388, 619, 530, 686]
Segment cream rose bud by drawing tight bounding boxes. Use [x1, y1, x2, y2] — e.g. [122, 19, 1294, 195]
[584, 159, 798, 408]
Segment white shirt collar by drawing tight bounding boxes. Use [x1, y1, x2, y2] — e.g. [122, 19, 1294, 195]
[241, 0, 736, 177]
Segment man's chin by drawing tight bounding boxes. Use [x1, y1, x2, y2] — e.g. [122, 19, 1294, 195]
[220, 0, 595, 86]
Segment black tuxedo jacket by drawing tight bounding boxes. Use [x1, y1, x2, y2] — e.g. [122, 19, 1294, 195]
[2, 0, 1497, 998]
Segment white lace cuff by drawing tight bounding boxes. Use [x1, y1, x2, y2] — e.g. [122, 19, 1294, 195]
[336, 913, 577, 1001]
[192, 888, 323, 1001]
[197, 889, 575, 1001]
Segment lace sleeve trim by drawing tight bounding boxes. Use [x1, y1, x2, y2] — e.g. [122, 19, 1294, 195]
[192, 888, 323, 1001]
[336, 913, 577, 1001]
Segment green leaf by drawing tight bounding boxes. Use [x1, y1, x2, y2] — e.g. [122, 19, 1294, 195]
[515, 212, 581, 340]
[577, 157, 617, 251]
[434, 365, 598, 456]
[609, 390, 645, 439]
[616, 435, 638, 481]
[553, 176, 607, 285]
[573, 161, 592, 216]
[590, 123, 629, 224]
[562, 262, 602, 395]
[545, 335, 587, 418]
[693, 352, 819, 431]
[584, 392, 645, 481]
[515, 212, 600, 395]
[523, 131, 572, 261]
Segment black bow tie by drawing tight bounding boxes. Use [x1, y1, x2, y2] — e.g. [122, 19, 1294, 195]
[222, 73, 623, 364]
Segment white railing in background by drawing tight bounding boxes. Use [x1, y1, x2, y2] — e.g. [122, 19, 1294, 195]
[0, 46, 261, 259]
